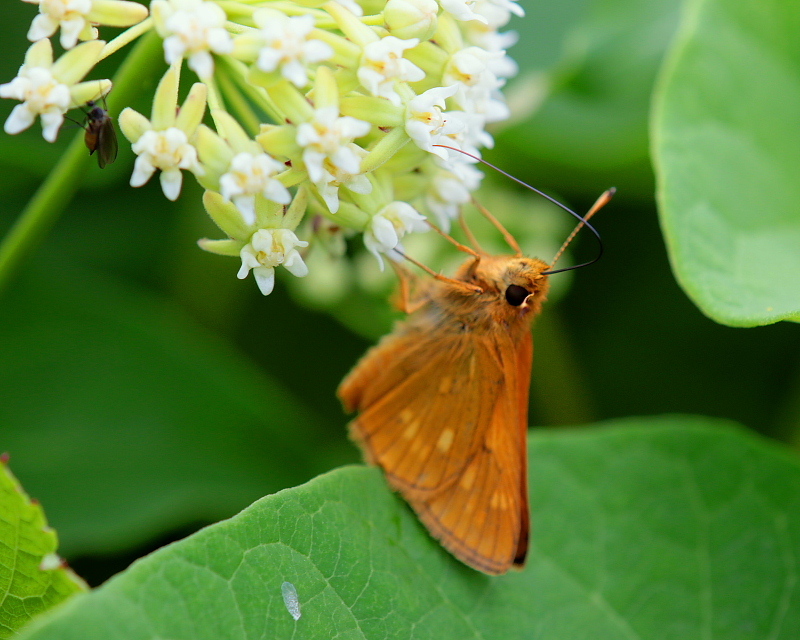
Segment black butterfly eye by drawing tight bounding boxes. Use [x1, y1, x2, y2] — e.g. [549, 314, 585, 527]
[505, 284, 529, 306]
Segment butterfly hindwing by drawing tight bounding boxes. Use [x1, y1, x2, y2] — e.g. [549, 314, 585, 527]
[339, 323, 532, 574]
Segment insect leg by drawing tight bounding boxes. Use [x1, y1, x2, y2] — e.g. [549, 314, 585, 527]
[458, 213, 485, 254]
[425, 220, 481, 260]
[394, 249, 483, 295]
[471, 197, 522, 256]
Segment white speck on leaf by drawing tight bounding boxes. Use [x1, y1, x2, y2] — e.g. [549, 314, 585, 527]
[281, 581, 301, 620]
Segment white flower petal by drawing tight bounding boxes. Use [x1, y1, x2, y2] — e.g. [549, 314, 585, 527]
[253, 266, 276, 295]
[59, 17, 87, 49]
[188, 50, 214, 79]
[163, 35, 186, 64]
[4, 104, 36, 135]
[283, 250, 308, 277]
[130, 155, 156, 187]
[28, 14, 59, 41]
[40, 109, 65, 142]
[233, 195, 257, 226]
[263, 181, 291, 205]
[281, 60, 309, 88]
[318, 181, 340, 213]
[160, 168, 184, 200]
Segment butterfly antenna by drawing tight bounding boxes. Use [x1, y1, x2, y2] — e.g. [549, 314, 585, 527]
[544, 187, 615, 275]
[431, 144, 611, 273]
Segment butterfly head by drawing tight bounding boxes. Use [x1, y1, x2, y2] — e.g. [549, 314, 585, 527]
[452, 254, 551, 321]
[497, 256, 550, 312]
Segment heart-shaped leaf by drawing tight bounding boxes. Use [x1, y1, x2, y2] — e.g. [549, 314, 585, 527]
[16, 416, 800, 639]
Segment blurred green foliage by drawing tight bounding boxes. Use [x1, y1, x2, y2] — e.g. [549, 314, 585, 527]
[0, 0, 799, 633]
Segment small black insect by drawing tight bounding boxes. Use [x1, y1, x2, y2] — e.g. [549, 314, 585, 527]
[82, 99, 118, 168]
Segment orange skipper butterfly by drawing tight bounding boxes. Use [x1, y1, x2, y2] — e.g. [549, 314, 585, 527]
[339, 150, 614, 574]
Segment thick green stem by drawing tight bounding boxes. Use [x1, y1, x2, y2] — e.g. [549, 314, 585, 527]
[0, 30, 163, 296]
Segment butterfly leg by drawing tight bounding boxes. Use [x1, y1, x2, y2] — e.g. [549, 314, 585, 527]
[471, 197, 522, 256]
[458, 213, 485, 254]
[390, 261, 428, 314]
[426, 221, 482, 260]
[394, 249, 483, 296]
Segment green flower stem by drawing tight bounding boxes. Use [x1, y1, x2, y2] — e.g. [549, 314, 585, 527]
[100, 17, 153, 60]
[0, 30, 163, 296]
[361, 126, 410, 174]
[215, 72, 261, 136]
[218, 56, 283, 124]
[360, 14, 384, 26]
[204, 75, 225, 113]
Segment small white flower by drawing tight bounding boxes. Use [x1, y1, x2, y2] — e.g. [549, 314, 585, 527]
[219, 152, 291, 225]
[24, 0, 149, 49]
[424, 164, 482, 230]
[237, 228, 309, 295]
[252, 9, 333, 88]
[364, 201, 427, 269]
[131, 127, 203, 200]
[357, 36, 425, 106]
[472, 0, 523, 28]
[0, 39, 106, 142]
[384, 0, 438, 40]
[404, 85, 465, 159]
[25, 0, 93, 49]
[445, 46, 501, 91]
[445, 46, 510, 122]
[438, 0, 488, 24]
[310, 143, 372, 213]
[296, 106, 371, 185]
[465, 25, 518, 52]
[153, 0, 233, 79]
[441, 110, 492, 158]
[1, 66, 70, 142]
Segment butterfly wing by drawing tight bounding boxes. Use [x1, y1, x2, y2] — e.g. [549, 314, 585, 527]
[339, 321, 532, 575]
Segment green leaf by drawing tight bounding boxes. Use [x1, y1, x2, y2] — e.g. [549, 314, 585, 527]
[496, 0, 681, 197]
[0, 458, 85, 638]
[652, 0, 800, 326]
[0, 261, 332, 558]
[17, 416, 800, 639]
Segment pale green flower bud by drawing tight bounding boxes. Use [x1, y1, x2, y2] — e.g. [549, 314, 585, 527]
[384, 0, 439, 41]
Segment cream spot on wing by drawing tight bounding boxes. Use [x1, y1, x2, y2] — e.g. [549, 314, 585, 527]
[437, 429, 454, 452]
[439, 376, 452, 394]
[399, 408, 414, 422]
[403, 419, 420, 440]
[460, 465, 477, 490]
[490, 491, 508, 510]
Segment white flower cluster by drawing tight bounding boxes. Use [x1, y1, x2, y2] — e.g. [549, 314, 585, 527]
[3, 0, 522, 294]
